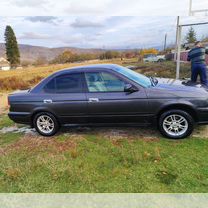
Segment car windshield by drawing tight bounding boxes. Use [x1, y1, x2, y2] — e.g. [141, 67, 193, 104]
[113, 65, 152, 88]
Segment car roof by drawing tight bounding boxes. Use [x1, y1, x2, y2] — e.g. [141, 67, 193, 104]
[54, 64, 119, 75]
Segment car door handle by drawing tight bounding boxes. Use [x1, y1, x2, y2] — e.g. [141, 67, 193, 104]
[88, 98, 99, 103]
[43, 99, 53, 104]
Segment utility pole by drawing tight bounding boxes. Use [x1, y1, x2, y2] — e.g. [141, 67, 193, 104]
[174, 16, 180, 61]
[188, 0, 208, 16]
[189, 0, 193, 15]
[164, 33, 167, 52]
[176, 25, 182, 79]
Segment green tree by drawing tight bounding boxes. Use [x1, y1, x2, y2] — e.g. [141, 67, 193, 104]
[4, 25, 20, 67]
[33, 56, 48, 66]
[51, 51, 77, 64]
[185, 27, 197, 44]
[99, 50, 120, 60]
[201, 35, 208, 42]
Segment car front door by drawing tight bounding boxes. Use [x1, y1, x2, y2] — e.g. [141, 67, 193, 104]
[43, 72, 88, 124]
[84, 70, 150, 124]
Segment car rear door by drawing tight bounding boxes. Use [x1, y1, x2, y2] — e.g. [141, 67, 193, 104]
[84, 69, 150, 124]
[43, 72, 88, 124]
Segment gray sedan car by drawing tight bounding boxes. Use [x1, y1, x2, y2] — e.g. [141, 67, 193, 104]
[8, 64, 208, 139]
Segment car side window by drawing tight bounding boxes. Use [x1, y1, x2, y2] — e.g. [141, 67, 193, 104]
[44, 78, 56, 93]
[56, 73, 83, 93]
[85, 72, 126, 92]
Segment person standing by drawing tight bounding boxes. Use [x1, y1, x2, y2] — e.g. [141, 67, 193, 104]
[187, 41, 208, 87]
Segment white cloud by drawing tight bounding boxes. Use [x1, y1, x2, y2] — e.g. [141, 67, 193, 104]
[8, 0, 49, 8]
[25, 16, 61, 26]
[0, 0, 208, 16]
[64, 0, 111, 14]
[71, 18, 105, 28]
[26, 16, 57, 23]
[1, 16, 208, 49]
[18, 32, 53, 40]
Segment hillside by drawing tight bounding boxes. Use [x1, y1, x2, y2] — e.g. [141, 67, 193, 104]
[0, 43, 104, 62]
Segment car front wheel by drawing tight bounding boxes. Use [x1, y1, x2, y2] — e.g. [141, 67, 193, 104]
[158, 110, 194, 139]
[33, 112, 59, 136]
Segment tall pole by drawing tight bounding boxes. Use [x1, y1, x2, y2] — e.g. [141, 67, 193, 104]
[164, 33, 167, 51]
[176, 25, 182, 79]
[189, 0, 193, 15]
[174, 16, 180, 61]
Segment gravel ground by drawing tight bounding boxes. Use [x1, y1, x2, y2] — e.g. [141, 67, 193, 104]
[0, 124, 208, 139]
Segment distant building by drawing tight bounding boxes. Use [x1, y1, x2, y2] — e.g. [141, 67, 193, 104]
[0, 57, 10, 71]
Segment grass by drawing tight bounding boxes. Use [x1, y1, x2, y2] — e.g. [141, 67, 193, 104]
[0, 133, 22, 146]
[0, 113, 207, 193]
[0, 114, 14, 129]
[0, 60, 206, 193]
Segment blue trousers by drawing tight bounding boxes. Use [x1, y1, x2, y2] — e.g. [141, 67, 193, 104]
[191, 63, 208, 86]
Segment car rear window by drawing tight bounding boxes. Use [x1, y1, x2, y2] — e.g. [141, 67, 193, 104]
[44, 78, 55, 93]
[43, 73, 83, 93]
[56, 73, 83, 93]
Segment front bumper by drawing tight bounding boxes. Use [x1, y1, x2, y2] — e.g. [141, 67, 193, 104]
[8, 112, 32, 125]
[197, 107, 208, 124]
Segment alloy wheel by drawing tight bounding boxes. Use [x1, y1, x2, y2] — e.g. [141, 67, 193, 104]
[162, 114, 188, 137]
[36, 115, 55, 134]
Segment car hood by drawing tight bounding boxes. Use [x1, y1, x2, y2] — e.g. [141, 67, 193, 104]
[147, 78, 208, 98]
[157, 78, 203, 89]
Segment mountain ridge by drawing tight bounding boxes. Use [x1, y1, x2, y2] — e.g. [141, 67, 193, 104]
[0, 43, 105, 62]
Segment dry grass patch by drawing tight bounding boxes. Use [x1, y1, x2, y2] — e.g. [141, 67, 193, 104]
[3, 133, 84, 156]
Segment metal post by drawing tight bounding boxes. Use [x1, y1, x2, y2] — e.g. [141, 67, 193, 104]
[174, 16, 180, 61]
[189, 0, 208, 15]
[189, 0, 193, 15]
[164, 33, 167, 51]
[176, 26, 182, 79]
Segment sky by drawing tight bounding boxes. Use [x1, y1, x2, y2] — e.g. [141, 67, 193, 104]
[0, 0, 208, 16]
[0, 0, 208, 49]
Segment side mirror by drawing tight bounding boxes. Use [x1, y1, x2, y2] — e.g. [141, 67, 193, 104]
[124, 84, 138, 93]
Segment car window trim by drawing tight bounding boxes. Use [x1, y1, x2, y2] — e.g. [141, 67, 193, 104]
[84, 70, 138, 93]
[43, 72, 85, 94]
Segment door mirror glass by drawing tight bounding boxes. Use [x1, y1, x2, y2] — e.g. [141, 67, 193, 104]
[124, 84, 138, 93]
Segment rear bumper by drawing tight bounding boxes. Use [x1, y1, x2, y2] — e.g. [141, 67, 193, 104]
[8, 112, 32, 125]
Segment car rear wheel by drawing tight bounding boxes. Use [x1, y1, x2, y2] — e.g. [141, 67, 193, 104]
[158, 110, 194, 139]
[33, 112, 59, 136]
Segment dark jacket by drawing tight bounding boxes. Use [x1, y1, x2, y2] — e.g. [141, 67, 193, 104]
[187, 47, 208, 64]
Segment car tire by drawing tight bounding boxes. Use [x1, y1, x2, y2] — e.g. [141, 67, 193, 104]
[158, 110, 194, 139]
[33, 112, 60, 136]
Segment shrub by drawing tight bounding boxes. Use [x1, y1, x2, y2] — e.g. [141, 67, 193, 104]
[0, 76, 44, 91]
